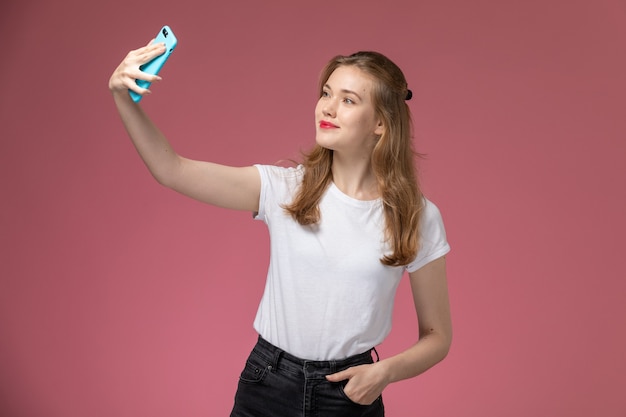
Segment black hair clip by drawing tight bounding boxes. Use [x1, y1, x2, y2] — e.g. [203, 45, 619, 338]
[405, 89, 413, 101]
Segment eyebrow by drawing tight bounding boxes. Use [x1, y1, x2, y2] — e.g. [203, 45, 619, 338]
[323, 84, 363, 101]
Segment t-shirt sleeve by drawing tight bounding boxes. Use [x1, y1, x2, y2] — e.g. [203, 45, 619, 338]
[253, 164, 270, 222]
[253, 164, 302, 223]
[405, 199, 451, 273]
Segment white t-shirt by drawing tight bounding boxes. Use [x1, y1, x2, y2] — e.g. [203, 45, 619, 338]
[253, 165, 450, 360]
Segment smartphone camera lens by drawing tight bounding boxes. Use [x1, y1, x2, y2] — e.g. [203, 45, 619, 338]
[162, 28, 169, 37]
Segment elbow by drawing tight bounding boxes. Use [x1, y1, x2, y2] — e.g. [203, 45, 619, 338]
[432, 332, 452, 364]
[149, 157, 183, 189]
[440, 333, 452, 360]
[440, 327, 453, 359]
[420, 326, 453, 363]
[153, 170, 175, 188]
[443, 324, 453, 351]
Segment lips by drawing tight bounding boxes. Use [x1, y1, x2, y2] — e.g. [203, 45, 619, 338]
[319, 120, 338, 129]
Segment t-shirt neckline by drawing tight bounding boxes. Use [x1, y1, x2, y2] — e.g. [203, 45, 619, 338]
[328, 182, 381, 207]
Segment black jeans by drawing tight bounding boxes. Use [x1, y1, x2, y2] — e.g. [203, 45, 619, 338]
[230, 337, 385, 417]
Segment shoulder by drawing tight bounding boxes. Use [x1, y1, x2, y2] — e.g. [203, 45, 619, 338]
[255, 164, 304, 183]
[422, 197, 444, 223]
[419, 197, 448, 239]
[255, 164, 304, 205]
[405, 197, 451, 272]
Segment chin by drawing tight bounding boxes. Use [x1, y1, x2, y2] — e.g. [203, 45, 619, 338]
[314, 135, 335, 151]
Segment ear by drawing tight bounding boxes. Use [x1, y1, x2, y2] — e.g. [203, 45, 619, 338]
[374, 119, 385, 136]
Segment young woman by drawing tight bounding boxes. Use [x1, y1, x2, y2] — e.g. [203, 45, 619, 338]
[109, 41, 452, 417]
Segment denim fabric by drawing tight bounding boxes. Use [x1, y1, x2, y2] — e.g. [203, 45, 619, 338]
[230, 337, 385, 417]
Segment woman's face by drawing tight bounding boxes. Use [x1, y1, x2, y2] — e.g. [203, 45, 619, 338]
[314, 65, 384, 156]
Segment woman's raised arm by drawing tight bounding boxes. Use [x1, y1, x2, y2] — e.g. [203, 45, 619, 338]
[108, 42, 260, 211]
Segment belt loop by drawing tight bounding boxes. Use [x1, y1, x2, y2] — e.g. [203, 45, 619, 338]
[372, 347, 380, 362]
[270, 345, 283, 372]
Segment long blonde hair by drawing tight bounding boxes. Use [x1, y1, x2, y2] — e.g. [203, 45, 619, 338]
[284, 51, 423, 267]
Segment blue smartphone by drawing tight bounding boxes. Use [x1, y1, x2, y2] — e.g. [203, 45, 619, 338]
[129, 25, 178, 102]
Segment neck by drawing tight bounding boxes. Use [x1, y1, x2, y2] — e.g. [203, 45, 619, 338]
[331, 152, 379, 200]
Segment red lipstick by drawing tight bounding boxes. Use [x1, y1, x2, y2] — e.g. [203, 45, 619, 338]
[319, 121, 338, 129]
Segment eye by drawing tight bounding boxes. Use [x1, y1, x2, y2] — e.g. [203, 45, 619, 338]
[343, 97, 355, 104]
[321, 90, 330, 98]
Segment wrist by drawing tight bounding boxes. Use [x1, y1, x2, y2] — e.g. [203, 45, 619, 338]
[373, 359, 393, 386]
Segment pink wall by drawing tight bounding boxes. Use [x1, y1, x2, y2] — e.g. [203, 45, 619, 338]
[1, 0, 625, 416]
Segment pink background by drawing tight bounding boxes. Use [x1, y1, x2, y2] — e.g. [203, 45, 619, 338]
[1, 0, 625, 416]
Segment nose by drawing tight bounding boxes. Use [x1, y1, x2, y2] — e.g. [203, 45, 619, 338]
[322, 98, 337, 118]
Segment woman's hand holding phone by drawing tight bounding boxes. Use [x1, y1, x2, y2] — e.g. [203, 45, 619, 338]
[109, 41, 165, 99]
[109, 26, 177, 102]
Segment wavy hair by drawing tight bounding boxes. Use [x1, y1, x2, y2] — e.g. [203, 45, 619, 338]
[284, 51, 423, 267]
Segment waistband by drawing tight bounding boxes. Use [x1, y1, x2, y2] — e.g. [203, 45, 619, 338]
[252, 336, 378, 377]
